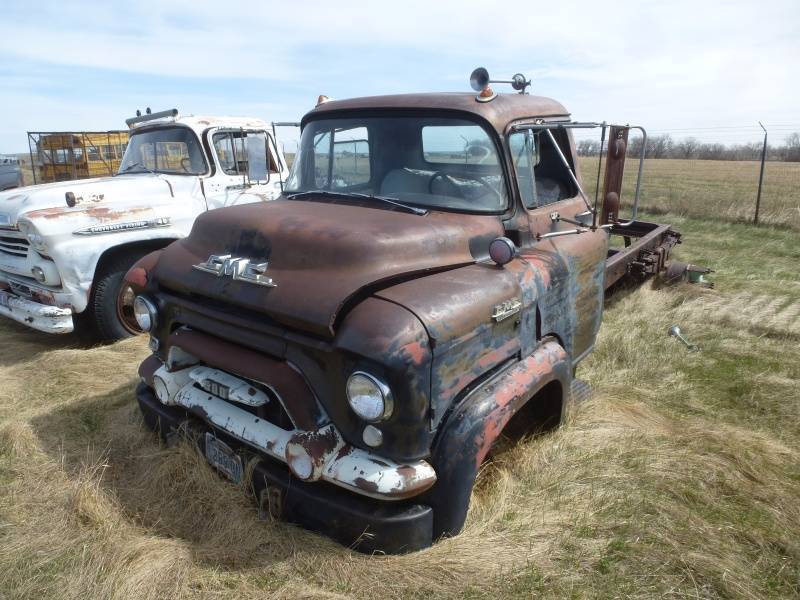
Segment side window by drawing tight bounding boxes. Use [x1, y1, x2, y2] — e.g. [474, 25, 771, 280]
[213, 134, 236, 174]
[509, 130, 540, 208]
[422, 125, 499, 165]
[213, 131, 271, 182]
[331, 127, 369, 188]
[509, 130, 572, 208]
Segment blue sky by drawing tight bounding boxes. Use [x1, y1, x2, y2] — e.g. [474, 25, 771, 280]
[1, 0, 798, 152]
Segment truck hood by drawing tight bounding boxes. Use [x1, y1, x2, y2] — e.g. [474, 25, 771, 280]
[0, 174, 183, 227]
[152, 199, 504, 338]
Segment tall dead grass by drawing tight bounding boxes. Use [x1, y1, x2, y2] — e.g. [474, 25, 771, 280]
[1, 215, 799, 598]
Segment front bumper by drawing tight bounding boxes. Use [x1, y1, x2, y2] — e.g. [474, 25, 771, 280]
[0, 288, 73, 333]
[136, 383, 435, 553]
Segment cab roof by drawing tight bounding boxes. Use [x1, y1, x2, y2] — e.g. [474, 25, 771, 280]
[305, 92, 571, 134]
[132, 114, 270, 133]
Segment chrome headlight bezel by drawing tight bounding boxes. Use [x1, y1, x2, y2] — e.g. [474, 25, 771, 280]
[17, 220, 48, 253]
[346, 371, 394, 422]
[133, 295, 158, 332]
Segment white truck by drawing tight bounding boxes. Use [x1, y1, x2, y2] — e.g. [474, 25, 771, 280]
[0, 156, 23, 191]
[0, 109, 291, 341]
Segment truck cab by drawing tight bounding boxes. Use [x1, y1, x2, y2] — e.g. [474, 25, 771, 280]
[0, 110, 290, 340]
[0, 156, 23, 191]
[130, 74, 676, 553]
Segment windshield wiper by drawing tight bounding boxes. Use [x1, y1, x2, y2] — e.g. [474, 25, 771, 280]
[117, 162, 159, 176]
[285, 190, 427, 215]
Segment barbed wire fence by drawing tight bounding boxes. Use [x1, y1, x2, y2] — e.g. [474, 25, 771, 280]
[577, 124, 800, 229]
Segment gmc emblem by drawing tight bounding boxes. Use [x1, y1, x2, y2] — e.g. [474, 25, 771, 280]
[192, 254, 276, 288]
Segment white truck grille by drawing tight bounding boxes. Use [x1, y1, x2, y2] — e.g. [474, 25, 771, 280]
[0, 230, 30, 259]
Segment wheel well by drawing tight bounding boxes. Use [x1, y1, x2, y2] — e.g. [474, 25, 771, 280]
[94, 239, 177, 278]
[501, 379, 564, 442]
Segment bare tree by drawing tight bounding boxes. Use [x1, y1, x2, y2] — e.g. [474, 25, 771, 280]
[674, 137, 699, 159]
[577, 139, 600, 156]
[646, 134, 673, 158]
[783, 133, 800, 162]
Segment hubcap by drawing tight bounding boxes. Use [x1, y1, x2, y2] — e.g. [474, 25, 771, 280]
[116, 283, 142, 334]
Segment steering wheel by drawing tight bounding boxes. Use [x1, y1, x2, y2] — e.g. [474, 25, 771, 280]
[428, 170, 502, 203]
[180, 156, 192, 173]
[465, 144, 492, 164]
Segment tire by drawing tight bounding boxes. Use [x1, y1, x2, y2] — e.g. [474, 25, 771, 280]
[81, 253, 143, 343]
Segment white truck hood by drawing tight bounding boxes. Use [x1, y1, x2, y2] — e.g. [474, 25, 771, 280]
[0, 174, 187, 228]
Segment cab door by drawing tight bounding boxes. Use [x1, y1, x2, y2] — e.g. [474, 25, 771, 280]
[204, 129, 284, 209]
[509, 127, 607, 363]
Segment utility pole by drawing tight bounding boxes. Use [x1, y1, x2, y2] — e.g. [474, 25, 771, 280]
[754, 121, 767, 225]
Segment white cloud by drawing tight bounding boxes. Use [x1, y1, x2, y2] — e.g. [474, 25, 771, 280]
[0, 0, 798, 149]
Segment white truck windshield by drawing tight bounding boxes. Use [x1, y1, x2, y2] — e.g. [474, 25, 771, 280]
[119, 127, 207, 175]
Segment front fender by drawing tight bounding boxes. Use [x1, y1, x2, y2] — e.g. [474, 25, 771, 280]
[19, 204, 196, 313]
[425, 340, 571, 537]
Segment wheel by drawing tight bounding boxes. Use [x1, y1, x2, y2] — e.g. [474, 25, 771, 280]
[81, 254, 144, 342]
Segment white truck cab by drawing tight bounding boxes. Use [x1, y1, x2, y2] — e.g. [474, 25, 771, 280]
[0, 109, 291, 341]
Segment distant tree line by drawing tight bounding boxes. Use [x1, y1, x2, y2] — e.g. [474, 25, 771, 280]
[576, 133, 800, 161]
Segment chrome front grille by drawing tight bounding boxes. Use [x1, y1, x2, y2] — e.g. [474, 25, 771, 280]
[0, 230, 30, 259]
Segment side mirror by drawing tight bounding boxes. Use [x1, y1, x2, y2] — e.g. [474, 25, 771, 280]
[245, 132, 269, 184]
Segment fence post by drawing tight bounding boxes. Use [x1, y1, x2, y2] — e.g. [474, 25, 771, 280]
[754, 121, 767, 225]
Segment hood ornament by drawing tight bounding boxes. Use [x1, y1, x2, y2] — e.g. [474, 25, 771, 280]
[193, 254, 276, 288]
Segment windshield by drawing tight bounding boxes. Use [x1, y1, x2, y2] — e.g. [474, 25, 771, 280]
[118, 127, 207, 175]
[284, 116, 508, 213]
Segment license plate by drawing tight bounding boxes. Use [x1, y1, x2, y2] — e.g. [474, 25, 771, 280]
[204, 433, 243, 484]
[0, 291, 9, 308]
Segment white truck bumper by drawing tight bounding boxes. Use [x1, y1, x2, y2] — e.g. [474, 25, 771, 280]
[0, 288, 74, 334]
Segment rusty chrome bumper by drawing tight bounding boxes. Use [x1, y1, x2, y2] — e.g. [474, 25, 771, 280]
[0, 289, 73, 333]
[136, 382, 435, 554]
[144, 363, 437, 501]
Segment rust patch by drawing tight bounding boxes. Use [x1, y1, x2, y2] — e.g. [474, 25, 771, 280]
[400, 340, 427, 365]
[353, 477, 379, 493]
[25, 206, 151, 222]
[126, 267, 148, 288]
[335, 445, 354, 461]
[471, 341, 568, 466]
[298, 427, 339, 459]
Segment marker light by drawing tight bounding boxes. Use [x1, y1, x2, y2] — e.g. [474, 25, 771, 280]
[362, 425, 383, 448]
[476, 85, 497, 102]
[489, 237, 517, 266]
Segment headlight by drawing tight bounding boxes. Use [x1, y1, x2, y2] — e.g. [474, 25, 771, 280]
[133, 295, 158, 332]
[18, 221, 48, 253]
[31, 266, 46, 283]
[346, 371, 393, 422]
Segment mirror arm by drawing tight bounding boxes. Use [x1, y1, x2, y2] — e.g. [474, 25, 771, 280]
[271, 122, 283, 192]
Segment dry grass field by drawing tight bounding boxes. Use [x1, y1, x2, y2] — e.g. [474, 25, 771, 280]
[1, 210, 799, 595]
[579, 157, 800, 230]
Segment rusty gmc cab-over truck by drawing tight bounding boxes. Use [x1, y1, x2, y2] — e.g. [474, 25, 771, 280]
[129, 70, 683, 553]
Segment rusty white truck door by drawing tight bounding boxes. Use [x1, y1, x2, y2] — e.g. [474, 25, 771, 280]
[204, 129, 283, 208]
